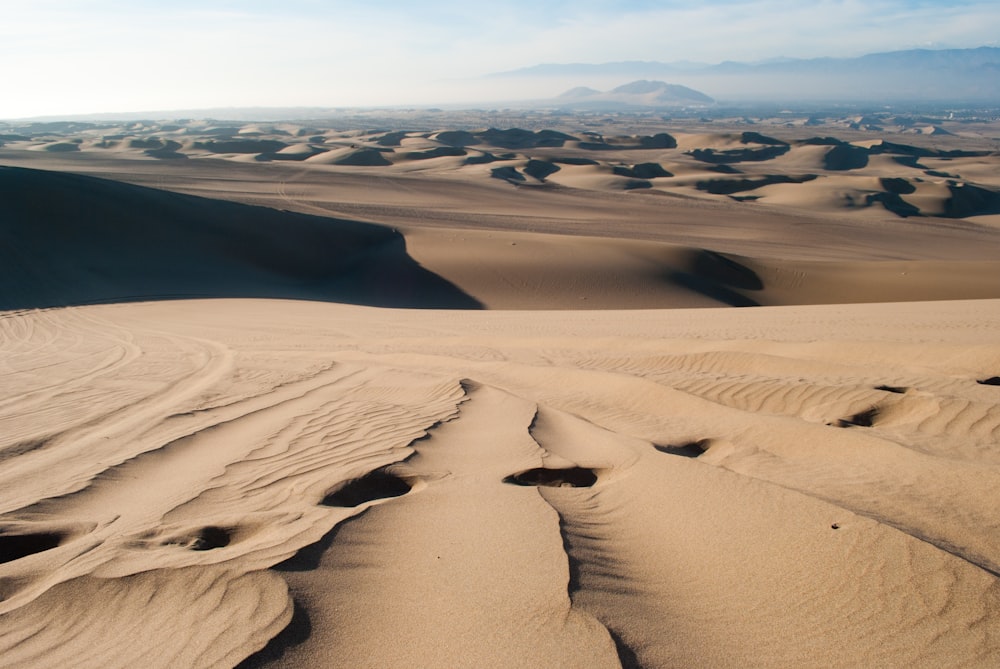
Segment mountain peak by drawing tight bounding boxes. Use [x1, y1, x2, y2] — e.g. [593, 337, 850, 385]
[557, 80, 714, 107]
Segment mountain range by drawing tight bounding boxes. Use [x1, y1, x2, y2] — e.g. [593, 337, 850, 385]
[488, 47, 1000, 104]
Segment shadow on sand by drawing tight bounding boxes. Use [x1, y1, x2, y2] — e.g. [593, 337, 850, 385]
[0, 166, 482, 310]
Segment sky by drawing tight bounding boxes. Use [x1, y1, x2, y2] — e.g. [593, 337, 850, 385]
[2, 0, 999, 118]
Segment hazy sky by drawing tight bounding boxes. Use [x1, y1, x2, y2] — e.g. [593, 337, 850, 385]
[2, 0, 998, 118]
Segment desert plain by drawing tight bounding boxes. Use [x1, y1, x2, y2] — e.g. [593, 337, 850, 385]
[2, 109, 1000, 668]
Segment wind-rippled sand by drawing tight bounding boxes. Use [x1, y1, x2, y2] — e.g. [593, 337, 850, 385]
[3, 300, 1000, 668]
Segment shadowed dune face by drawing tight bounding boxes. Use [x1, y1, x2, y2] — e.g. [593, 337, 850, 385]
[503, 467, 599, 488]
[320, 469, 412, 507]
[3, 164, 999, 311]
[0, 166, 481, 310]
[0, 531, 65, 564]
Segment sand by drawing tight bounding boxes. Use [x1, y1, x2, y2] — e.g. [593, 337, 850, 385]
[1, 116, 1000, 668]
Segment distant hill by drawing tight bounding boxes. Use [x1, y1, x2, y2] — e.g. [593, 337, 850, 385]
[559, 86, 602, 99]
[489, 47, 1000, 103]
[555, 80, 714, 108]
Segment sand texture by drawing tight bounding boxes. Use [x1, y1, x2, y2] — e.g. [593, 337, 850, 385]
[2, 115, 1000, 667]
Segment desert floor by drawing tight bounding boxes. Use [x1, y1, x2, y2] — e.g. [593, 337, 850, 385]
[2, 113, 1000, 668]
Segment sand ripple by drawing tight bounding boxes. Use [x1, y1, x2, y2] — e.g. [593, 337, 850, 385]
[2, 300, 999, 667]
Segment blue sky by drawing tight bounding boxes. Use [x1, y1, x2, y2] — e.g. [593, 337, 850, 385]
[2, 0, 998, 117]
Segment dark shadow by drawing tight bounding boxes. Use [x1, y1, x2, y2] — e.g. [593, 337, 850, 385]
[880, 178, 916, 195]
[272, 519, 355, 573]
[192, 139, 287, 154]
[0, 531, 64, 564]
[464, 152, 499, 165]
[0, 166, 482, 310]
[552, 157, 599, 166]
[331, 148, 393, 166]
[552, 511, 643, 668]
[0, 438, 49, 463]
[823, 144, 869, 170]
[866, 191, 921, 217]
[705, 164, 742, 174]
[503, 467, 597, 488]
[126, 138, 166, 149]
[576, 141, 616, 151]
[631, 162, 673, 178]
[266, 147, 327, 162]
[740, 131, 787, 146]
[944, 184, 1000, 218]
[696, 174, 817, 195]
[523, 159, 561, 181]
[694, 250, 763, 290]
[190, 526, 231, 551]
[491, 165, 525, 182]
[892, 155, 929, 170]
[687, 145, 789, 164]
[638, 133, 677, 149]
[433, 130, 478, 147]
[403, 146, 467, 160]
[613, 163, 673, 179]
[837, 406, 879, 428]
[669, 272, 760, 307]
[868, 141, 932, 157]
[666, 250, 763, 307]
[144, 148, 188, 160]
[42, 143, 80, 153]
[654, 441, 706, 458]
[320, 469, 411, 508]
[559, 521, 582, 595]
[978, 376, 1000, 386]
[608, 628, 644, 669]
[374, 131, 409, 147]
[875, 384, 908, 394]
[235, 600, 313, 669]
[475, 128, 577, 149]
[800, 136, 844, 146]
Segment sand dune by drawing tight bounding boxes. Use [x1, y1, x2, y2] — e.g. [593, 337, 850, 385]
[6, 121, 997, 221]
[2, 299, 1000, 668]
[3, 165, 999, 311]
[0, 166, 478, 310]
[1, 115, 1000, 668]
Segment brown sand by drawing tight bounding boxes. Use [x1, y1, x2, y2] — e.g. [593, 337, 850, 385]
[1, 117, 1000, 668]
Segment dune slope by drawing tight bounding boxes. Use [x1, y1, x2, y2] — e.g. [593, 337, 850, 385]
[0, 166, 479, 310]
[2, 299, 1000, 668]
[2, 166, 998, 311]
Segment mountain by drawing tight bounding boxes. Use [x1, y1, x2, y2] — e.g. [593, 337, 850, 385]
[559, 86, 602, 99]
[555, 80, 714, 108]
[488, 47, 1000, 103]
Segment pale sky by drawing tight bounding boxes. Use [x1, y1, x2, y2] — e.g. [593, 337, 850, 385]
[2, 0, 998, 118]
